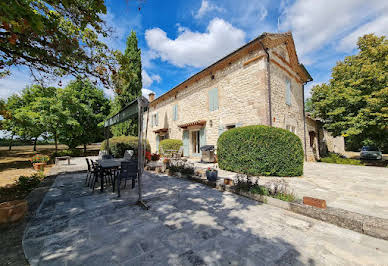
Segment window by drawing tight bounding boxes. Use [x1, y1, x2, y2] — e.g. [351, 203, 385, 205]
[209, 88, 219, 111]
[286, 125, 296, 134]
[226, 124, 236, 130]
[172, 104, 178, 121]
[285, 78, 291, 106]
[191, 131, 200, 154]
[152, 113, 158, 127]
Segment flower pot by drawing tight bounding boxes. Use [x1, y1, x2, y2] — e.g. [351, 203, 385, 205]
[224, 178, 234, 186]
[206, 170, 218, 182]
[33, 162, 46, 171]
[0, 200, 28, 225]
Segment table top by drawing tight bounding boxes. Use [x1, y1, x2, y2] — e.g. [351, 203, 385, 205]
[97, 158, 126, 168]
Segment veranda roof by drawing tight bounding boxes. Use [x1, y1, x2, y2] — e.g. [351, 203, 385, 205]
[178, 120, 207, 129]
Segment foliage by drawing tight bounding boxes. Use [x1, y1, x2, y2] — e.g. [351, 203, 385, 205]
[217, 125, 304, 176]
[0, 173, 44, 203]
[57, 79, 110, 149]
[159, 139, 183, 155]
[51, 149, 82, 159]
[151, 153, 160, 161]
[0, 0, 114, 85]
[167, 164, 195, 175]
[320, 153, 363, 165]
[304, 97, 313, 113]
[110, 31, 143, 137]
[234, 174, 296, 202]
[309, 34, 388, 149]
[101, 135, 150, 158]
[30, 154, 49, 163]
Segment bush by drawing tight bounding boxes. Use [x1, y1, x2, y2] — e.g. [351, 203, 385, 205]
[217, 125, 304, 176]
[101, 136, 151, 158]
[51, 149, 82, 160]
[320, 153, 363, 165]
[159, 139, 183, 155]
[0, 173, 44, 203]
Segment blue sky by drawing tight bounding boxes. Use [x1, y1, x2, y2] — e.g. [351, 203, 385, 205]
[1, 0, 387, 101]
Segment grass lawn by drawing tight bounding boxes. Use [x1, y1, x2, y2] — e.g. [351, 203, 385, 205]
[0, 144, 100, 187]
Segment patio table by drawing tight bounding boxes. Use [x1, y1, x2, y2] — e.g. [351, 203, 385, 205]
[97, 158, 125, 192]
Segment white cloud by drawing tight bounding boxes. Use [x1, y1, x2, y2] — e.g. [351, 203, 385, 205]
[145, 18, 246, 68]
[141, 88, 155, 99]
[338, 15, 388, 51]
[278, 0, 388, 63]
[142, 69, 161, 89]
[193, 0, 225, 19]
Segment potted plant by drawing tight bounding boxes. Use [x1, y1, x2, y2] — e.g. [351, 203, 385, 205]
[206, 167, 218, 182]
[30, 154, 49, 171]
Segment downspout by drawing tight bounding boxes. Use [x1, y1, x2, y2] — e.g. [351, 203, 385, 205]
[259, 39, 272, 126]
[302, 83, 307, 161]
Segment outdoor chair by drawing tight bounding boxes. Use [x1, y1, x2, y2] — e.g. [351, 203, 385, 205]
[124, 150, 134, 160]
[173, 146, 184, 159]
[113, 160, 138, 197]
[101, 154, 113, 160]
[85, 158, 97, 186]
[89, 160, 102, 191]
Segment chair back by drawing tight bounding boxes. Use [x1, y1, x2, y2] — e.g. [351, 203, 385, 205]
[101, 154, 113, 160]
[120, 161, 138, 178]
[85, 158, 91, 171]
[99, 150, 109, 159]
[124, 150, 134, 160]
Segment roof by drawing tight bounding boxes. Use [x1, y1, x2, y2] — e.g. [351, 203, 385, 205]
[178, 120, 207, 129]
[150, 32, 312, 107]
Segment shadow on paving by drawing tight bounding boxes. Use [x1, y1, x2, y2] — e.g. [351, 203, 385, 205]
[23, 170, 315, 266]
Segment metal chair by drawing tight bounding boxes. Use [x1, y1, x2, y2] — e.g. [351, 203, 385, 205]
[114, 160, 138, 197]
[89, 160, 102, 191]
[85, 158, 96, 186]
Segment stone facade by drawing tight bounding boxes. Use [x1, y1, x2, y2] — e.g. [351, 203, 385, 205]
[144, 33, 313, 158]
[305, 116, 345, 161]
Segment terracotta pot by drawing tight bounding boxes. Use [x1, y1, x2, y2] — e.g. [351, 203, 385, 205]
[0, 200, 28, 224]
[33, 162, 47, 171]
[224, 178, 234, 186]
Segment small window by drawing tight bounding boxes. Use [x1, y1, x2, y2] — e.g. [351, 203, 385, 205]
[286, 125, 296, 134]
[172, 104, 178, 121]
[285, 78, 291, 106]
[209, 88, 219, 111]
[226, 124, 236, 130]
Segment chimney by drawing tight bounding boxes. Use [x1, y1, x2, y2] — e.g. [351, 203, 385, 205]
[148, 92, 155, 102]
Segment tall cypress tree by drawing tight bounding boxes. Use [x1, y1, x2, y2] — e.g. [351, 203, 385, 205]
[111, 31, 142, 136]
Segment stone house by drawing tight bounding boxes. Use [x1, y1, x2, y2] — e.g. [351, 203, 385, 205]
[305, 114, 345, 161]
[144, 32, 319, 160]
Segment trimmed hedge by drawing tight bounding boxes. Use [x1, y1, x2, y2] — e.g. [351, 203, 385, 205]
[101, 136, 150, 158]
[159, 139, 183, 155]
[217, 125, 304, 176]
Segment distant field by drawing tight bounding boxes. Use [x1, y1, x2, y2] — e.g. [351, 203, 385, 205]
[0, 144, 100, 187]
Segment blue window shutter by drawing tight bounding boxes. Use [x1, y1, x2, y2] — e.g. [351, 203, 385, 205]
[286, 79, 291, 105]
[183, 130, 189, 156]
[200, 128, 206, 147]
[209, 89, 213, 111]
[156, 135, 160, 152]
[218, 125, 224, 136]
[214, 88, 218, 110]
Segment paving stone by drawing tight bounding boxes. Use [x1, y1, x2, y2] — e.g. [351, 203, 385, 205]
[22, 159, 388, 265]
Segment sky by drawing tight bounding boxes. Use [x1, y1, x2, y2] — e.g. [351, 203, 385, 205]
[1, 0, 388, 102]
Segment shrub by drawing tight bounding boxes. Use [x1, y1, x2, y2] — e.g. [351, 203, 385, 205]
[30, 154, 50, 163]
[101, 136, 151, 158]
[159, 139, 183, 155]
[0, 173, 44, 203]
[217, 125, 304, 176]
[51, 149, 82, 160]
[320, 153, 363, 165]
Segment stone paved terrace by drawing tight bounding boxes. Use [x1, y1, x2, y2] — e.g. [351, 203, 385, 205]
[188, 159, 388, 220]
[23, 159, 388, 265]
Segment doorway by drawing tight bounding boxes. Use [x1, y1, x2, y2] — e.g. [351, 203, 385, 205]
[191, 131, 200, 155]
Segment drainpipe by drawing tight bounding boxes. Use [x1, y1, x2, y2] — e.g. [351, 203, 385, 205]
[259, 40, 272, 126]
[302, 83, 307, 161]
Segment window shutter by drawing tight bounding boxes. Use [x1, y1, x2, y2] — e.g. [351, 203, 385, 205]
[200, 128, 206, 147]
[213, 88, 218, 110]
[156, 135, 160, 152]
[151, 115, 154, 127]
[218, 125, 225, 136]
[286, 79, 291, 105]
[183, 130, 189, 156]
[209, 89, 213, 111]
[173, 104, 178, 121]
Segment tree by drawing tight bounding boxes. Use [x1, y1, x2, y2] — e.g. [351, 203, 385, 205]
[0, 0, 114, 85]
[57, 79, 110, 151]
[110, 31, 142, 137]
[310, 34, 388, 149]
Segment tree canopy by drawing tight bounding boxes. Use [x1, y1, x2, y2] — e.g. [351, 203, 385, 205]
[0, 0, 113, 85]
[309, 34, 388, 149]
[110, 31, 142, 137]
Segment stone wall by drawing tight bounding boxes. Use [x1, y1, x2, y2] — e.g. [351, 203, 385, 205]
[145, 49, 269, 155]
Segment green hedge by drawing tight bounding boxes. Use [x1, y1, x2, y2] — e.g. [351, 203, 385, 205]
[217, 125, 304, 176]
[101, 136, 150, 158]
[159, 139, 183, 155]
